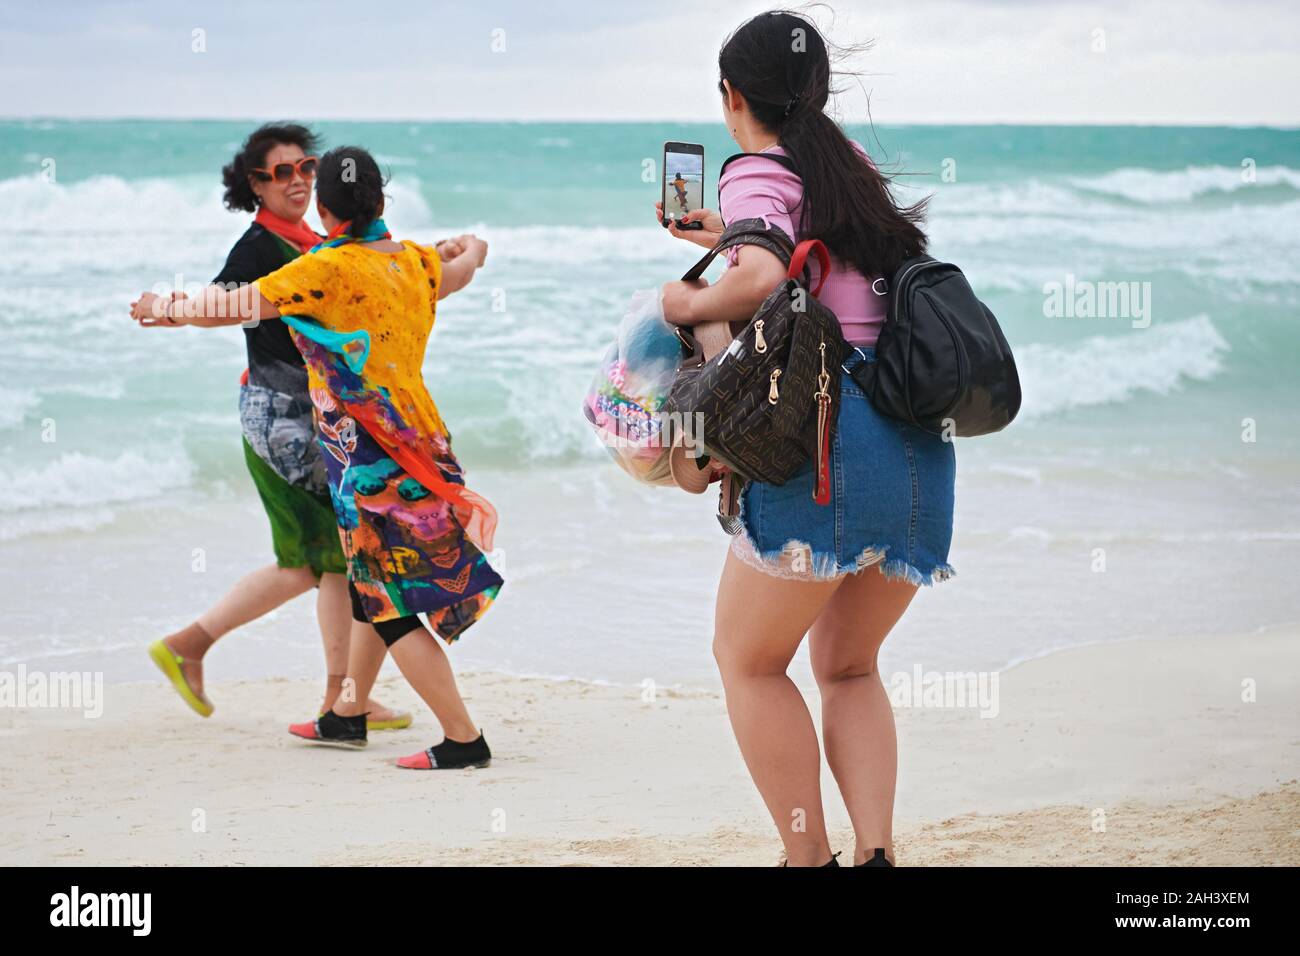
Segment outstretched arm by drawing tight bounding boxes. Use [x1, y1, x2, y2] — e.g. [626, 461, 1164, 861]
[130, 284, 281, 328]
[437, 235, 489, 300]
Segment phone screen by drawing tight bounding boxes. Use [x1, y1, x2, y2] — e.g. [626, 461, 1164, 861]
[663, 142, 704, 225]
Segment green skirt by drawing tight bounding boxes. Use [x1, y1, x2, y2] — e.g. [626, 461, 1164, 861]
[242, 438, 346, 576]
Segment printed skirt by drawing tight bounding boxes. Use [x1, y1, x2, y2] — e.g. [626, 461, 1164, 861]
[314, 400, 503, 642]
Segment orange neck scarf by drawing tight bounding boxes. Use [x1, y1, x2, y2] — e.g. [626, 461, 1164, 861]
[254, 207, 321, 254]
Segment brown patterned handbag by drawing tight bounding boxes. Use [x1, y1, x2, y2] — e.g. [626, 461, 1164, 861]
[661, 218, 852, 517]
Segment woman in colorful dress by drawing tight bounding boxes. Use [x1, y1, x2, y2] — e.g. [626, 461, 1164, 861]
[145, 123, 407, 731]
[657, 13, 953, 865]
[131, 146, 502, 770]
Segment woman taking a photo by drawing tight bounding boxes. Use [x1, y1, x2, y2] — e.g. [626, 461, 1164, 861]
[147, 123, 406, 731]
[131, 146, 502, 770]
[657, 11, 955, 865]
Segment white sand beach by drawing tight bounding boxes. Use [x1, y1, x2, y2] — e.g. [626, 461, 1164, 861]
[4, 0, 1299, 877]
[2, 628, 1295, 866]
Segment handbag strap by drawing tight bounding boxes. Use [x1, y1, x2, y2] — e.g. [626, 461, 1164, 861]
[717, 472, 745, 535]
[788, 239, 831, 298]
[681, 218, 805, 283]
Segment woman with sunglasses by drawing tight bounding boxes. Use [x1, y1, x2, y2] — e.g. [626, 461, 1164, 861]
[131, 146, 501, 770]
[145, 123, 408, 731]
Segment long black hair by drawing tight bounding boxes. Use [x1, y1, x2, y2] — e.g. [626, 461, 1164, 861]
[316, 146, 388, 237]
[718, 10, 927, 279]
[221, 122, 320, 212]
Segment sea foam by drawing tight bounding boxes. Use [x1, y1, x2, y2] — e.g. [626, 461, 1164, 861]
[1069, 164, 1300, 203]
[1016, 315, 1230, 419]
[0, 449, 195, 539]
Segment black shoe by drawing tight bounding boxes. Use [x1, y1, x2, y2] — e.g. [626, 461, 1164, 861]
[399, 732, 491, 770]
[855, 848, 894, 867]
[779, 851, 841, 867]
[291, 709, 368, 749]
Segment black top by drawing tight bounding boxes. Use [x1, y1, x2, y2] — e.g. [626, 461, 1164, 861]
[212, 223, 308, 377]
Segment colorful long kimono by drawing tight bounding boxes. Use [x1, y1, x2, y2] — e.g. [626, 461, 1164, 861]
[256, 221, 502, 642]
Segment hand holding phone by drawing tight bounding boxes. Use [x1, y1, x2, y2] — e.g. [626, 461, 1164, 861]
[662, 141, 704, 230]
[655, 202, 724, 248]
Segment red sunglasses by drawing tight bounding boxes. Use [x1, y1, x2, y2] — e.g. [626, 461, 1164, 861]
[251, 156, 319, 183]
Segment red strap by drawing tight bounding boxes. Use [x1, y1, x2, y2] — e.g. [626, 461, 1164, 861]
[787, 239, 831, 298]
[814, 396, 833, 505]
[814, 425, 832, 505]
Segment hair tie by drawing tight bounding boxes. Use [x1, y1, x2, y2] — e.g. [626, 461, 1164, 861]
[783, 93, 801, 118]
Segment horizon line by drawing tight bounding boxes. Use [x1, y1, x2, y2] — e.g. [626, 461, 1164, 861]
[3, 115, 1298, 131]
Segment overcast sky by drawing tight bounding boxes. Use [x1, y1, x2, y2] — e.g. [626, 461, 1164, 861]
[2, 0, 1297, 125]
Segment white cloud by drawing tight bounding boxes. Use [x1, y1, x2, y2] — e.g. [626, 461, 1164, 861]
[0, 0, 1296, 124]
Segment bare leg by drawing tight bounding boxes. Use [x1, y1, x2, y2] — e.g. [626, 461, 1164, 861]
[196, 564, 318, 638]
[347, 623, 390, 715]
[809, 567, 918, 866]
[313, 573, 398, 718]
[315, 573, 351, 700]
[712, 549, 842, 866]
[328, 621, 388, 717]
[164, 564, 317, 696]
[389, 625, 478, 741]
[334, 622, 477, 741]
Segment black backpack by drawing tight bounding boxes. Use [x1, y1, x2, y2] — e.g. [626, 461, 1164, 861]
[854, 256, 1021, 437]
[721, 150, 1021, 437]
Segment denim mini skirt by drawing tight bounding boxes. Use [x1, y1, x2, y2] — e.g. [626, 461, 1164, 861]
[732, 348, 956, 585]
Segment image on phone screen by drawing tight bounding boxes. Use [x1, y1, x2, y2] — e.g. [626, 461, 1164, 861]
[663, 142, 704, 224]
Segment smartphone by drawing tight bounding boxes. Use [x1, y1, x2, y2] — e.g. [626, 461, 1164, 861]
[662, 141, 705, 230]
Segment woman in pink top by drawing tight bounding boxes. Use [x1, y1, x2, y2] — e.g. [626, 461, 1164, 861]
[714, 142, 889, 346]
[657, 11, 955, 867]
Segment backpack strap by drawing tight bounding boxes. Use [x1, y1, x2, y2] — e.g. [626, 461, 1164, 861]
[717, 151, 800, 221]
[719, 151, 799, 179]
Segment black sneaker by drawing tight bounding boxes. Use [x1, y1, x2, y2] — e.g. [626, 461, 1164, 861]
[855, 848, 894, 867]
[779, 851, 842, 867]
[397, 732, 491, 770]
[289, 709, 368, 749]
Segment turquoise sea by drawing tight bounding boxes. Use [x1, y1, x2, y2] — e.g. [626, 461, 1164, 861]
[2, 120, 1297, 687]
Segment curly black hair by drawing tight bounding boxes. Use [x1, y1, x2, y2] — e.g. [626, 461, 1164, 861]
[221, 122, 321, 213]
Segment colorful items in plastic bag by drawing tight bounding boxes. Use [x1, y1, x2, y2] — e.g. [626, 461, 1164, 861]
[582, 289, 683, 486]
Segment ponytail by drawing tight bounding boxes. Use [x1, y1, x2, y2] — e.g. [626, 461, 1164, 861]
[778, 102, 928, 279]
[316, 147, 388, 236]
[719, 10, 927, 279]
